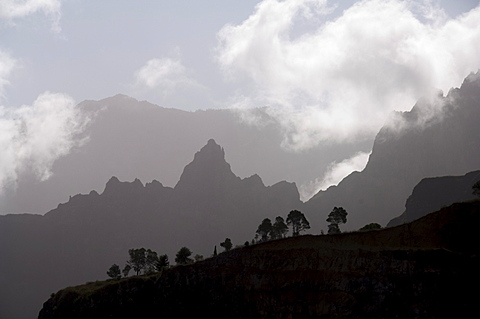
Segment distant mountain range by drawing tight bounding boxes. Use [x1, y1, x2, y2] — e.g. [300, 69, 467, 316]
[1, 71, 480, 319]
[0, 94, 372, 215]
[0, 139, 302, 319]
[304, 71, 480, 231]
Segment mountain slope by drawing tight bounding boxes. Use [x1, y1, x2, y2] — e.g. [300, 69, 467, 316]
[304, 71, 480, 231]
[39, 200, 480, 319]
[0, 139, 302, 319]
[388, 170, 480, 226]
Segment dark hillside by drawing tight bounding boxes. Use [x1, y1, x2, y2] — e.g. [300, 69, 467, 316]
[39, 200, 480, 319]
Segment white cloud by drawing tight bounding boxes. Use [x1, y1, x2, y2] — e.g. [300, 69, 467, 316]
[0, 0, 63, 32]
[0, 50, 17, 99]
[0, 92, 88, 193]
[134, 57, 202, 98]
[216, 0, 480, 151]
[299, 151, 371, 201]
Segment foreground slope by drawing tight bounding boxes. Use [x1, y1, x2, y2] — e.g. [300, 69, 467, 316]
[39, 200, 480, 319]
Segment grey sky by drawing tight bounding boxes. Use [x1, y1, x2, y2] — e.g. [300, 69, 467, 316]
[1, 0, 478, 110]
[1, 0, 480, 196]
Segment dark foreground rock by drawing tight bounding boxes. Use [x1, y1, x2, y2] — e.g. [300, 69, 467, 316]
[39, 200, 480, 319]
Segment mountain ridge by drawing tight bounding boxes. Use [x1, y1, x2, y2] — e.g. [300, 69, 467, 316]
[304, 71, 480, 231]
[38, 200, 480, 319]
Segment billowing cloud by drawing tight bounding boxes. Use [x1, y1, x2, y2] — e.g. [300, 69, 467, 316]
[216, 0, 480, 151]
[299, 151, 371, 201]
[134, 57, 202, 98]
[0, 0, 63, 32]
[0, 92, 88, 193]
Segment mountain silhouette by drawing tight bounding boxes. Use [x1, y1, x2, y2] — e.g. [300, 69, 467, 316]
[0, 139, 302, 319]
[388, 170, 480, 226]
[0, 95, 372, 215]
[304, 71, 480, 231]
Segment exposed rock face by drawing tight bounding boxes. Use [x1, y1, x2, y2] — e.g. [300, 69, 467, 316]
[39, 201, 480, 319]
[305, 71, 480, 231]
[0, 139, 302, 319]
[388, 170, 480, 226]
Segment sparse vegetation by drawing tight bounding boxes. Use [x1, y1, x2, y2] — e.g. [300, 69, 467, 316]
[106, 248, 168, 279]
[175, 246, 193, 265]
[106, 264, 122, 280]
[156, 254, 169, 270]
[220, 238, 233, 251]
[272, 216, 288, 239]
[122, 264, 131, 277]
[359, 223, 382, 231]
[327, 207, 348, 234]
[473, 180, 480, 197]
[254, 211, 310, 243]
[256, 218, 273, 242]
[286, 210, 310, 236]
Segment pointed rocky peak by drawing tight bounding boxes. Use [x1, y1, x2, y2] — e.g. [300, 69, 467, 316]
[174, 139, 239, 194]
[193, 139, 226, 162]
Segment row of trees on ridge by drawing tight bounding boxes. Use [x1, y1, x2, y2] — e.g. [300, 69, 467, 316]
[107, 246, 198, 280]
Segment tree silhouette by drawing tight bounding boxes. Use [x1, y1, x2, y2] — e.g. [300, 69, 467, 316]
[122, 264, 131, 277]
[473, 181, 480, 197]
[286, 210, 310, 236]
[156, 254, 169, 270]
[327, 207, 348, 234]
[145, 249, 159, 274]
[220, 238, 233, 251]
[175, 247, 193, 265]
[127, 248, 147, 275]
[272, 216, 288, 239]
[359, 223, 381, 231]
[256, 218, 273, 242]
[106, 264, 121, 280]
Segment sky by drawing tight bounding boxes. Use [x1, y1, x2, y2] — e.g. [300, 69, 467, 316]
[1, 0, 480, 195]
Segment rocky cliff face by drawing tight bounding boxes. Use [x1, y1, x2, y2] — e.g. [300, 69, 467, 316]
[388, 170, 480, 226]
[39, 200, 480, 319]
[305, 71, 480, 231]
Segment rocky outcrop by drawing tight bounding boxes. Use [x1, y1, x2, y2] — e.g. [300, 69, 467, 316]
[39, 200, 480, 319]
[388, 170, 480, 226]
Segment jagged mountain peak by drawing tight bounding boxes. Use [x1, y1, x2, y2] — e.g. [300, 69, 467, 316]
[193, 138, 225, 161]
[174, 139, 238, 193]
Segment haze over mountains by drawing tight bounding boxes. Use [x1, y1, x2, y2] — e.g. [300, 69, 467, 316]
[1, 71, 480, 319]
[0, 94, 372, 215]
[304, 71, 480, 231]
